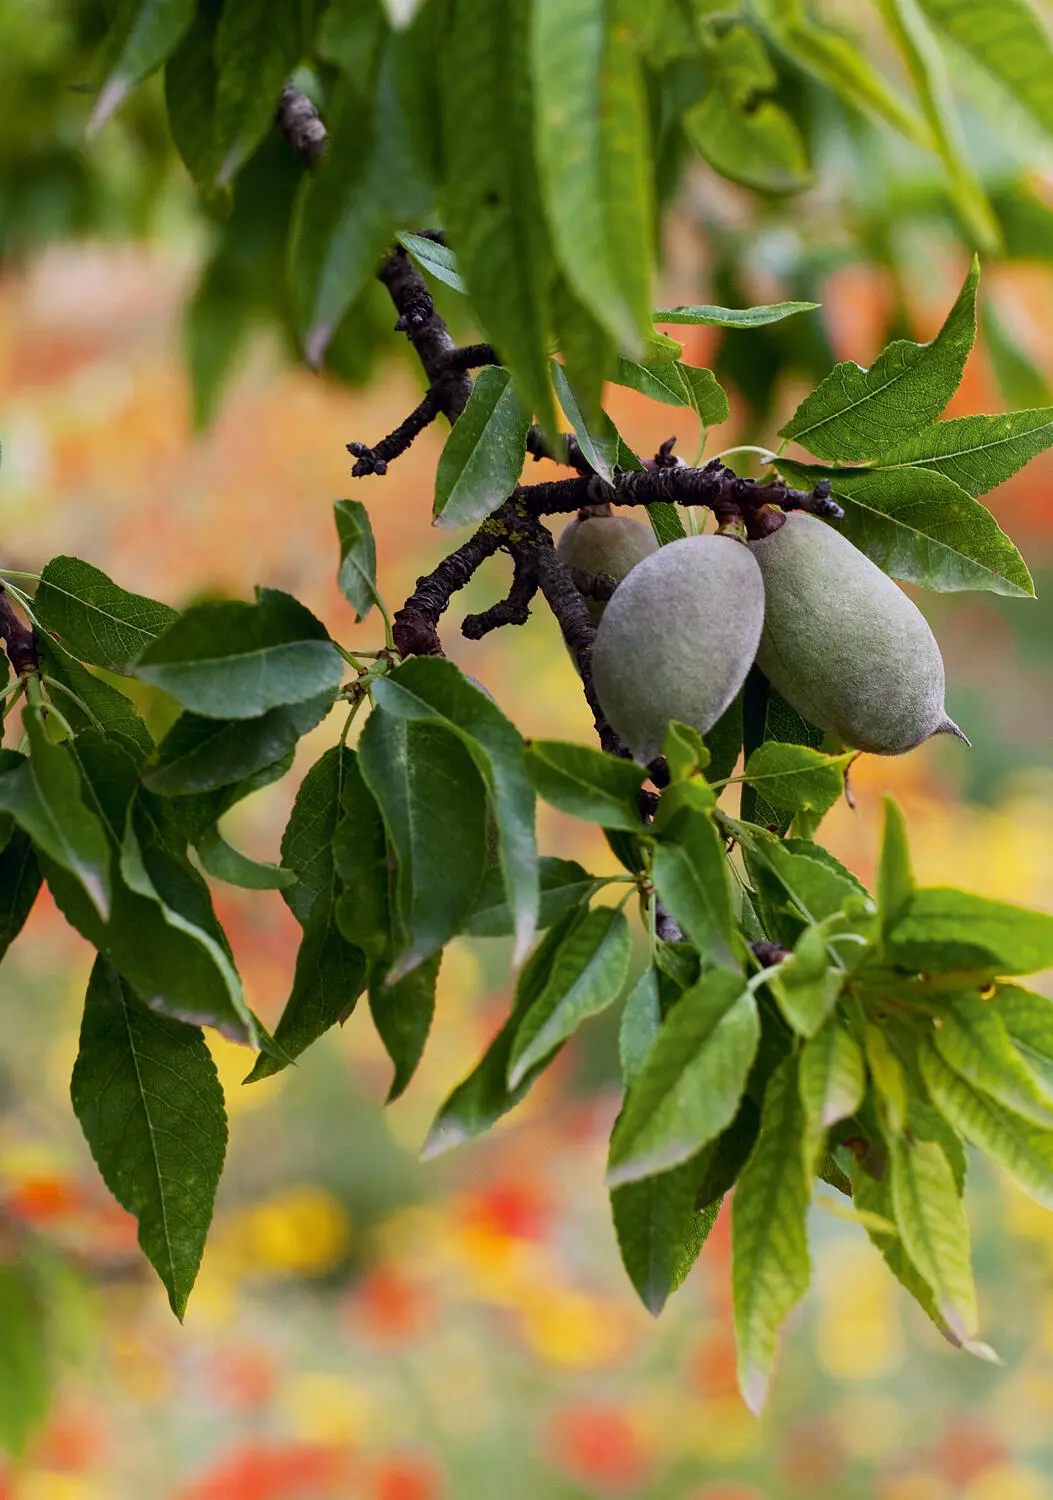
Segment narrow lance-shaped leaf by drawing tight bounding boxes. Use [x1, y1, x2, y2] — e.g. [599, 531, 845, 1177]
[397, 232, 468, 292]
[0, 706, 111, 920]
[91, 0, 196, 133]
[71, 958, 227, 1319]
[776, 459, 1034, 598]
[211, 0, 302, 186]
[532, 0, 654, 354]
[371, 659, 539, 963]
[358, 708, 488, 976]
[466, 856, 598, 939]
[653, 301, 820, 328]
[440, 0, 560, 444]
[38, 636, 153, 763]
[732, 1055, 811, 1415]
[144, 694, 332, 797]
[34, 556, 179, 674]
[874, 409, 1053, 499]
[134, 587, 343, 719]
[619, 964, 661, 1090]
[879, 0, 1001, 253]
[798, 1021, 865, 1170]
[741, 742, 851, 817]
[996, 986, 1053, 1098]
[768, 923, 843, 1038]
[917, 0, 1053, 142]
[887, 887, 1053, 976]
[611, 1156, 719, 1317]
[878, 796, 914, 941]
[334, 500, 381, 622]
[919, 1041, 1053, 1209]
[651, 808, 736, 967]
[508, 905, 631, 1087]
[423, 906, 587, 1158]
[370, 952, 441, 1102]
[889, 1133, 979, 1344]
[779, 259, 978, 461]
[280, 745, 354, 926]
[525, 740, 644, 830]
[434, 367, 531, 529]
[195, 826, 296, 892]
[607, 971, 758, 1187]
[934, 994, 1053, 1128]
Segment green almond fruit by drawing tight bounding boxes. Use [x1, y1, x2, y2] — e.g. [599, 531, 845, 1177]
[750, 512, 966, 756]
[558, 513, 658, 621]
[591, 533, 764, 763]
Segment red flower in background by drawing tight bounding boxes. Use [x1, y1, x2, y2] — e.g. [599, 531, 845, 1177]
[174, 1441, 355, 1500]
[370, 1451, 445, 1500]
[545, 1401, 651, 1493]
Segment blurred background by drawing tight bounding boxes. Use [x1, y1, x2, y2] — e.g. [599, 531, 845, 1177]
[6, 3, 1053, 1498]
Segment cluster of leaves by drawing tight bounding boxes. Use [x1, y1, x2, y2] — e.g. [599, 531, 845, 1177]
[69, 0, 1053, 428]
[5, 0, 1053, 1420]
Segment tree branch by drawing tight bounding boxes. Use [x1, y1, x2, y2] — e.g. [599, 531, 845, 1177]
[347, 388, 442, 477]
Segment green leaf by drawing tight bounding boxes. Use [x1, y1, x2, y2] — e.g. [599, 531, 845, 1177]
[779, 259, 979, 461]
[466, 856, 597, 939]
[608, 970, 759, 1186]
[371, 659, 538, 962]
[551, 274, 617, 432]
[440, 0, 559, 444]
[423, 906, 586, 1156]
[740, 672, 824, 833]
[0, 710, 111, 920]
[195, 826, 296, 892]
[532, 0, 654, 354]
[662, 721, 711, 783]
[775, 459, 1034, 598]
[684, 24, 810, 194]
[653, 301, 820, 328]
[550, 360, 621, 483]
[333, 753, 391, 964]
[652, 808, 736, 966]
[799, 1021, 865, 1168]
[0, 1261, 50, 1455]
[280, 746, 353, 927]
[38, 637, 153, 763]
[611, 1153, 714, 1316]
[396, 231, 468, 292]
[917, 0, 1053, 141]
[0, 826, 41, 967]
[889, 1133, 978, 1342]
[611, 358, 730, 428]
[246, 892, 367, 1081]
[739, 825, 872, 949]
[433, 367, 532, 529]
[753, 1, 931, 145]
[742, 742, 850, 817]
[292, 49, 433, 364]
[524, 740, 644, 830]
[875, 409, 1053, 500]
[619, 963, 662, 1090]
[164, 7, 218, 186]
[919, 1040, 1053, 1208]
[119, 819, 256, 1042]
[508, 905, 631, 1087]
[887, 887, 1053, 976]
[934, 993, 1053, 1128]
[35, 556, 179, 674]
[768, 923, 843, 1038]
[879, 0, 1000, 253]
[91, 0, 195, 132]
[996, 985, 1053, 1097]
[731, 1055, 811, 1414]
[334, 500, 381, 622]
[981, 302, 1051, 410]
[144, 695, 331, 796]
[646, 502, 688, 546]
[370, 950, 440, 1102]
[878, 796, 915, 942]
[358, 708, 488, 974]
[865, 1023, 910, 1136]
[134, 588, 342, 719]
[851, 1162, 960, 1345]
[71, 958, 227, 1318]
[211, 0, 301, 186]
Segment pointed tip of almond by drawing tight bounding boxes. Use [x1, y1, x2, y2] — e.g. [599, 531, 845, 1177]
[934, 715, 970, 747]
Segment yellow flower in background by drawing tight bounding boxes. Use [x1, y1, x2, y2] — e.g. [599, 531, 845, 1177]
[16, 1476, 107, 1500]
[817, 1240, 905, 1379]
[284, 1371, 375, 1446]
[834, 1393, 908, 1462]
[216, 1185, 351, 1279]
[965, 1464, 1050, 1500]
[516, 1284, 628, 1367]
